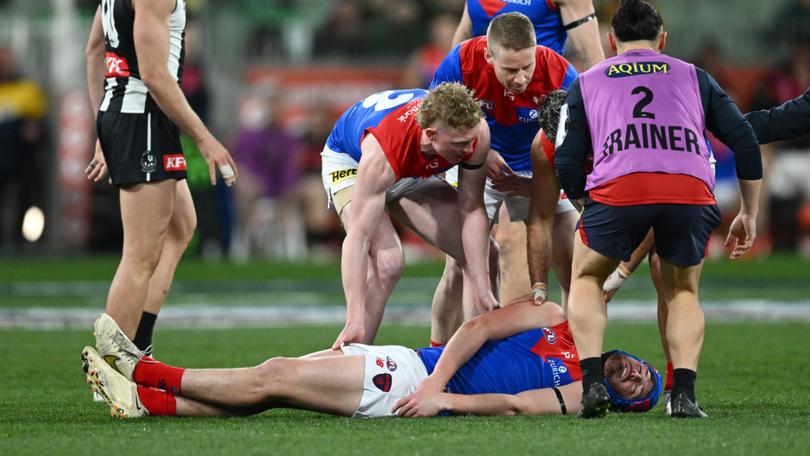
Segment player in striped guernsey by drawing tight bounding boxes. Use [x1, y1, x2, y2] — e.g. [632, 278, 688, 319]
[84, 0, 238, 356]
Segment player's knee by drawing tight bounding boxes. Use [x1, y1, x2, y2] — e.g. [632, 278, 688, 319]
[174, 207, 197, 246]
[254, 357, 296, 395]
[376, 250, 405, 287]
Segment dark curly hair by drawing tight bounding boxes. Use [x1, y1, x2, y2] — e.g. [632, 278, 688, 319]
[611, 0, 664, 42]
[538, 90, 567, 143]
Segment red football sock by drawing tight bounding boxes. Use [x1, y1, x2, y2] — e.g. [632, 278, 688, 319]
[133, 355, 185, 394]
[664, 361, 674, 391]
[137, 386, 177, 416]
[429, 340, 445, 348]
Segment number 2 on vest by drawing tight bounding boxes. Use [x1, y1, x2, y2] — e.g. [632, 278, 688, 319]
[631, 86, 655, 119]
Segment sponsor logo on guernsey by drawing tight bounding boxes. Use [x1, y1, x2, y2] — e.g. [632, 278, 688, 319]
[164, 154, 187, 171]
[105, 52, 131, 78]
[385, 356, 398, 372]
[376, 357, 384, 368]
[330, 168, 357, 184]
[481, 0, 532, 16]
[397, 102, 420, 123]
[480, 99, 496, 112]
[605, 61, 670, 78]
[542, 327, 557, 344]
[547, 358, 569, 387]
[517, 107, 539, 124]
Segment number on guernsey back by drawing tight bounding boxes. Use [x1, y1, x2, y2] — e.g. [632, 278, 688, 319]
[362, 91, 415, 111]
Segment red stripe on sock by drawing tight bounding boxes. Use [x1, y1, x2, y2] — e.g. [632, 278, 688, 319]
[137, 385, 177, 416]
[664, 361, 674, 391]
[429, 340, 445, 348]
[133, 355, 185, 395]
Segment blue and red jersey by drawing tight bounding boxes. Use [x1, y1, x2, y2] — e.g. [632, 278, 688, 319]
[326, 89, 468, 179]
[418, 321, 582, 395]
[431, 36, 577, 171]
[467, 0, 567, 56]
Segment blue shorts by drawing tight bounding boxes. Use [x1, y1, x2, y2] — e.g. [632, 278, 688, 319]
[577, 198, 722, 267]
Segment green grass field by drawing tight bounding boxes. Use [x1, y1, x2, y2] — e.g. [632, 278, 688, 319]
[1, 256, 809, 454]
[1, 323, 809, 455]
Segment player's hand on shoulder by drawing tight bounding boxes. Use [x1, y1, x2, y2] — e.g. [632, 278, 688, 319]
[331, 321, 365, 350]
[85, 140, 111, 184]
[197, 134, 239, 187]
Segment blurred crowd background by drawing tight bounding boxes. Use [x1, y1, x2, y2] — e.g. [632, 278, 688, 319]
[1, 0, 809, 262]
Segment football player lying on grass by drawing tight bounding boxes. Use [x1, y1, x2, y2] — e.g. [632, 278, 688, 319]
[83, 295, 661, 418]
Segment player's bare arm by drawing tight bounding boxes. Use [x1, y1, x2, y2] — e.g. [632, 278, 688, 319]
[726, 179, 760, 260]
[556, 0, 604, 69]
[397, 381, 581, 417]
[85, 8, 106, 116]
[333, 136, 396, 349]
[132, 0, 237, 186]
[394, 298, 565, 413]
[457, 118, 499, 313]
[526, 134, 561, 303]
[401, 297, 564, 395]
[84, 7, 109, 182]
[451, 2, 473, 47]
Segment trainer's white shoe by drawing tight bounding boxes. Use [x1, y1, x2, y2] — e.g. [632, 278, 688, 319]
[663, 390, 672, 416]
[82, 346, 148, 418]
[93, 313, 146, 380]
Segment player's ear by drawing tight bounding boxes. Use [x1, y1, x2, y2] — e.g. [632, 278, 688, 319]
[607, 31, 618, 53]
[484, 46, 495, 65]
[424, 127, 437, 141]
[657, 31, 667, 52]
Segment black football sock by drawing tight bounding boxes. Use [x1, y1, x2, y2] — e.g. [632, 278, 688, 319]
[133, 311, 158, 351]
[672, 368, 697, 402]
[580, 357, 604, 394]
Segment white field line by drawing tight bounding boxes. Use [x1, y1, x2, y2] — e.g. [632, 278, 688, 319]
[2, 300, 810, 329]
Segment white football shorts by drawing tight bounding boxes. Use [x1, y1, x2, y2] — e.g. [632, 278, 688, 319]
[341, 343, 429, 418]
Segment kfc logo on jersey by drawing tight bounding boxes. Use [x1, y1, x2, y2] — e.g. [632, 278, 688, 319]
[105, 52, 131, 78]
[542, 327, 557, 344]
[164, 154, 187, 171]
[385, 356, 397, 372]
[376, 357, 385, 368]
[373, 373, 392, 392]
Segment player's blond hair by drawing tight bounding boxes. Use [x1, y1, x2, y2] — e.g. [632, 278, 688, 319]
[486, 12, 536, 53]
[417, 82, 483, 130]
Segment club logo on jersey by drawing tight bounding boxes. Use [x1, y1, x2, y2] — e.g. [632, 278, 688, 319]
[480, 99, 495, 113]
[330, 168, 357, 184]
[141, 151, 157, 173]
[605, 61, 670, 78]
[105, 52, 131, 78]
[542, 327, 557, 344]
[373, 373, 392, 392]
[376, 357, 384, 368]
[385, 356, 397, 372]
[164, 154, 187, 171]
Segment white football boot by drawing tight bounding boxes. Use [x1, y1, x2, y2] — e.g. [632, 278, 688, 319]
[82, 346, 148, 418]
[93, 313, 147, 380]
